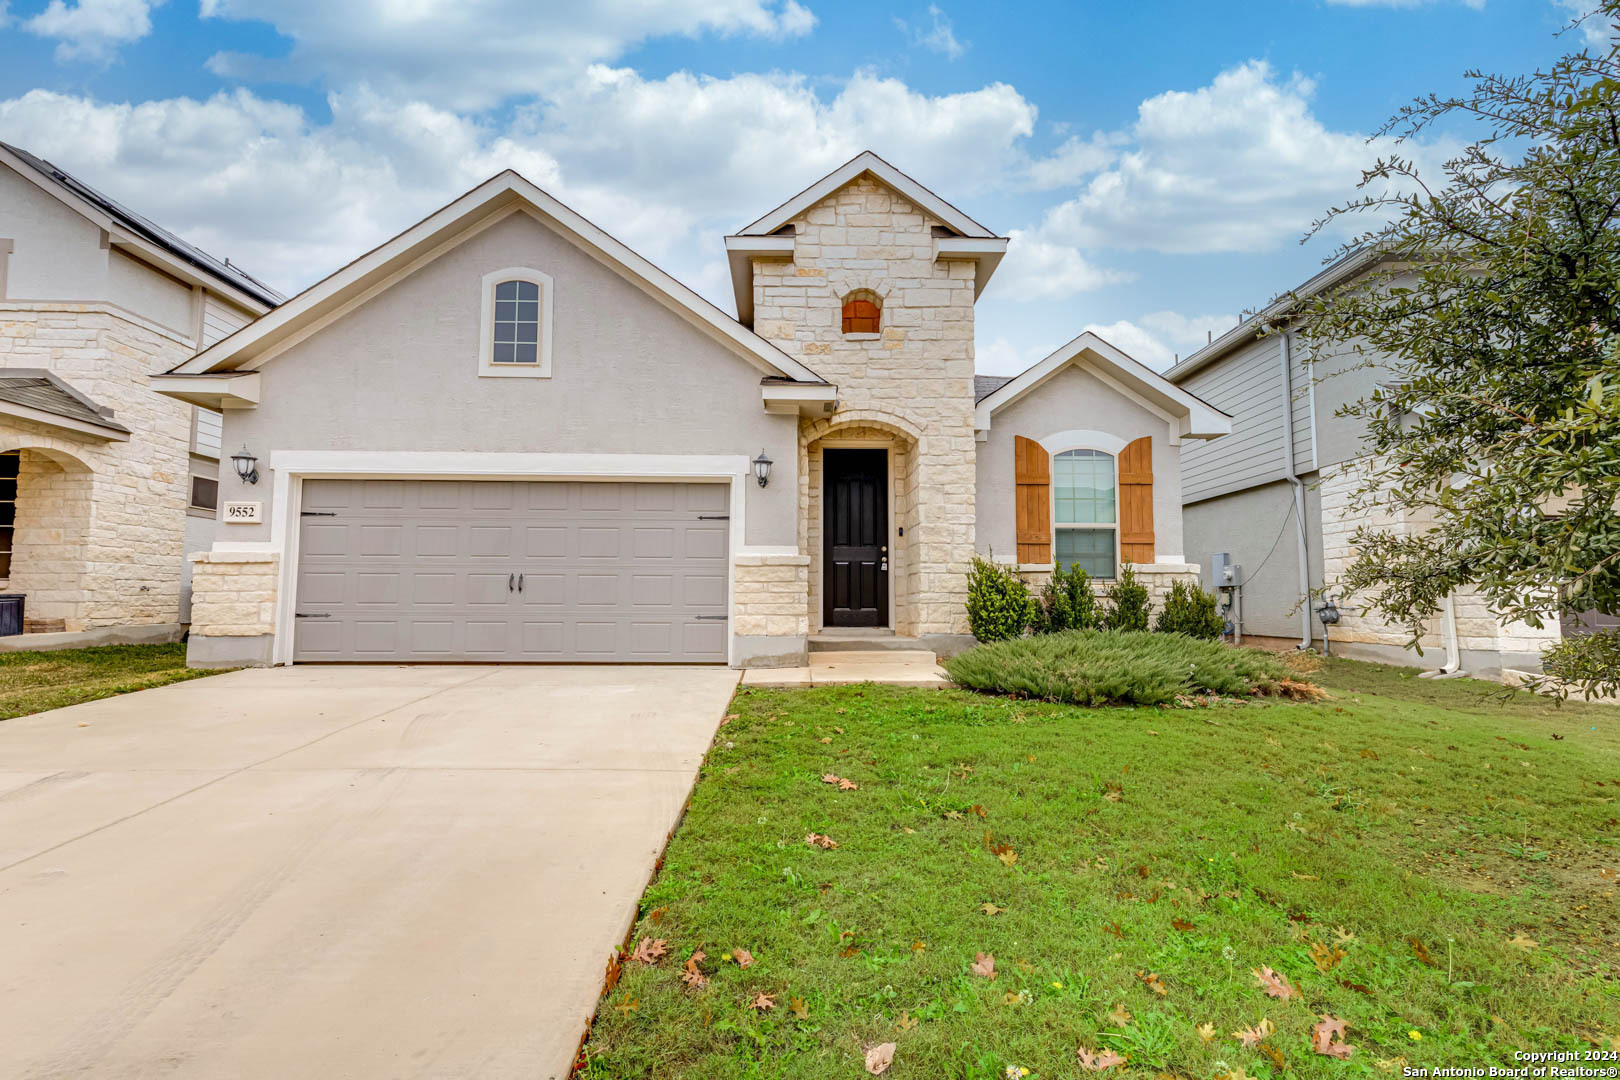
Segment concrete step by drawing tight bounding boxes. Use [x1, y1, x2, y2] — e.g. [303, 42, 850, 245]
[808, 632, 929, 653]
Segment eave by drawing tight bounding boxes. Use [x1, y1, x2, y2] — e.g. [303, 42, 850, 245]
[150, 371, 262, 410]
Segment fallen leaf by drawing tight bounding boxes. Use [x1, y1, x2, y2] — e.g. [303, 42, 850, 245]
[722, 713, 739, 724]
[833, 725, 844, 733]
[1218, 1070, 1257, 1080]
[1234, 1018, 1276, 1048]
[865, 1042, 896, 1075]
[997, 849, 1019, 867]
[1259, 1044, 1287, 1069]
[1136, 970, 1168, 997]
[1333, 925, 1356, 945]
[1309, 941, 1347, 973]
[1408, 937, 1438, 967]
[839, 778, 860, 791]
[629, 937, 667, 965]
[1339, 978, 1374, 995]
[1312, 1014, 1355, 1059]
[1197, 1022, 1217, 1045]
[1374, 1058, 1408, 1074]
[819, 736, 832, 744]
[1108, 1003, 1133, 1025]
[971, 804, 987, 818]
[1102, 781, 1124, 802]
[1507, 934, 1539, 951]
[1252, 965, 1300, 1001]
[912, 940, 927, 953]
[980, 902, 1006, 916]
[804, 833, 838, 849]
[970, 952, 997, 979]
[1077, 1046, 1126, 1071]
[1102, 921, 1124, 938]
[821, 773, 841, 785]
[1171, 917, 1196, 932]
[604, 952, 623, 994]
[896, 1011, 918, 1031]
[732, 947, 755, 969]
[1291, 872, 1319, 881]
[788, 996, 809, 1020]
[616, 995, 638, 1013]
[748, 991, 776, 1011]
[1016, 957, 1035, 974]
[679, 950, 708, 989]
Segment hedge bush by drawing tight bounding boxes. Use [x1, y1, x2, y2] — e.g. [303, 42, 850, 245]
[942, 629, 1317, 707]
[1031, 562, 1101, 635]
[1102, 564, 1150, 632]
[964, 556, 1036, 642]
[1154, 579, 1225, 639]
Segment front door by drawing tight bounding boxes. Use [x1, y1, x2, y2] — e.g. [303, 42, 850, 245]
[823, 449, 889, 627]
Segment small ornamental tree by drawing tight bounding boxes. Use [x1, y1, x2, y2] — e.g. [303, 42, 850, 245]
[1103, 564, 1151, 632]
[1154, 579, 1225, 640]
[1296, 2, 1620, 697]
[965, 556, 1036, 642]
[1032, 562, 1102, 634]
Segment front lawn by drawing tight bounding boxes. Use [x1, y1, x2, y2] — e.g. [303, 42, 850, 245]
[0, 642, 220, 720]
[581, 658, 1618, 1078]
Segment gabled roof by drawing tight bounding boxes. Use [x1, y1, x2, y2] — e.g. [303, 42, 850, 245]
[0, 369, 130, 440]
[734, 151, 997, 239]
[974, 374, 1014, 402]
[0, 141, 283, 310]
[169, 170, 827, 385]
[975, 331, 1231, 440]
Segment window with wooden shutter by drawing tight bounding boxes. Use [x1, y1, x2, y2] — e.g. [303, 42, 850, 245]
[1117, 435, 1155, 564]
[1014, 435, 1050, 564]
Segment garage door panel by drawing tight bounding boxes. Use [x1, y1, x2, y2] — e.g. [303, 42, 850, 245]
[294, 479, 730, 662]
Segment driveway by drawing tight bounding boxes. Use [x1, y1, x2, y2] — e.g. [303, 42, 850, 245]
[0, 664, 740, 1079]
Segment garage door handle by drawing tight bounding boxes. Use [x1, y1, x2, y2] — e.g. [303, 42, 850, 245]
[694, 614, 728, 621]
[518, 573, 524, 592]
[295, 612, 330, 619]
[508, 573, 515, 592]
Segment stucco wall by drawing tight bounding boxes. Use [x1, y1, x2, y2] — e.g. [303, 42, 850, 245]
[975, 363, 1186, 566]
[212, 210, 802, 549]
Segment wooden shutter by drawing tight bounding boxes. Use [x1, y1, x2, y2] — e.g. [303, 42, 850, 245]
[1118, 435, 1155, 565]
[1014, 435, 1051, 564]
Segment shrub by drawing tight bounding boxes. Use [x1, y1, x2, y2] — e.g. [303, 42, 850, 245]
[1031, 562, 1101, 635]
[1103, 564, 1150, 632]
[942, 629, 1316, 707]
[964, 556, 1036, 642]
[1154, 579, 1225, 639]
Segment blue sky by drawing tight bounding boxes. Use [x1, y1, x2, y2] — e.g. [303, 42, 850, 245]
[0, 0, 1597, 372]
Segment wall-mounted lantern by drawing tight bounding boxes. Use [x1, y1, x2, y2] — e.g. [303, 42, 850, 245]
[230, 445, 260, 485]
[752, 449, 773, 488]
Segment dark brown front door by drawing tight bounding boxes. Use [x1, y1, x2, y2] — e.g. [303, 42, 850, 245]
[824, 449, 888, 627]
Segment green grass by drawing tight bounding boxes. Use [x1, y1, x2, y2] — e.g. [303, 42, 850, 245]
[581, 658, 1619, 1079]
[943, 630, 1310, 706]
[0, 643, 222, 720]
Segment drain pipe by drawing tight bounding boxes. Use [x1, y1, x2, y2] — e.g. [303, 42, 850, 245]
[1418, 592, 1467, 679]
[1279, 331, 1314, 651]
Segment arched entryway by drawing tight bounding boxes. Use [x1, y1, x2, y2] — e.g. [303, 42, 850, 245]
[0, 446, 93, 633]
[800, 413, 922, 636]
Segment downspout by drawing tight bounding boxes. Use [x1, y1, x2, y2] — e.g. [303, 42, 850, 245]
[1418, 592, 1466, 678]
[1279, 331, 1313, 650]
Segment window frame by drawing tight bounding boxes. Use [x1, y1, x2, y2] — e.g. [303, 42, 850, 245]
[478, 267, 554, 378]
[1039, 433, 1126, 580]
[840, 290, 883, 337]
[189, 472, 220, 513]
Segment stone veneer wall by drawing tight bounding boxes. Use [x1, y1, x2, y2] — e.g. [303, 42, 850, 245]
[1320, 456, 1558, 672]
[757, 175, 978, 639]
[187, 551, 278, 667]
[733, 553, 811, 667]
[0, 303, 194, 630]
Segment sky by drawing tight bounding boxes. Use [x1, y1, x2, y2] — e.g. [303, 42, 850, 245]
[0, 0, 1602, 375]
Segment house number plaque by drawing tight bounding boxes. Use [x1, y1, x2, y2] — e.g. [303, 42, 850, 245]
[223, 501, 262, 523]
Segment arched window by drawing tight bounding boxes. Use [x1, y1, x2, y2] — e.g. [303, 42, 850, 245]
[479, 267, 553, 377]
[1053, 449, 1116, 578]
[841, 290, 882, 335]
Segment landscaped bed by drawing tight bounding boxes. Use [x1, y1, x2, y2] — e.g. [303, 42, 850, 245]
[580, 658, 1617, 1078]
[0, 642, 220, 720]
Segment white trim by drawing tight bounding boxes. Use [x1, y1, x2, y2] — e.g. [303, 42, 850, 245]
[478, 266, 554, 378]
[151, 372, 261, 410]
[1039, 429, 1127, 455]
[735, 152, 995, 239]
[172, 172, 824, 385]
[260, 451, 752, 667]
[762, 382, 837, 415]
[975, 330, 1231, 439]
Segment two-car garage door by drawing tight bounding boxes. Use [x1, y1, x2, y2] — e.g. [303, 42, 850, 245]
[293, 479, 730, 662]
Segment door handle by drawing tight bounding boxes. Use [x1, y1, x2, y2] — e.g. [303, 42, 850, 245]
[509, 573, 515, 592]
[518, 573, 524, 592]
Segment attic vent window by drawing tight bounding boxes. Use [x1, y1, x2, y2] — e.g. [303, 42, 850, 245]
[479, 267, 554, 378]
[841, 290, 882, 335]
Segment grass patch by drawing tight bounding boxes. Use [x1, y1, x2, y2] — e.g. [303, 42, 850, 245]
[0, 643, 222, 720]
[581, 658, 1618, 1078]
[943, 629, 1315, 706]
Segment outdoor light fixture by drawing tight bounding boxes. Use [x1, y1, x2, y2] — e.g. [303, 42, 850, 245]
[752, 449, 773, 488]
[230, 445, 259, 485]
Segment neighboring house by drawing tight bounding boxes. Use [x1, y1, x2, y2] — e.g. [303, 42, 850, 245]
[1164, 252, 1558, 676]
[159, 152, 1226, 669]
[0, 141, 281, 642]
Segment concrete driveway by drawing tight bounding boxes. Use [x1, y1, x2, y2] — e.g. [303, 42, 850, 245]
[0, 664, 740, 1079]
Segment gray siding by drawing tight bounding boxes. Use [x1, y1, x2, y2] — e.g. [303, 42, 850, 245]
[200, 294, 252, 347]
[1180, 332, 1287, 503]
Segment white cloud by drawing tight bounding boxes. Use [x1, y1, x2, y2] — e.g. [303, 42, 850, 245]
[977, 335, 1056, 375]
[25, 0, 160, 62]
[895, 4, 965, 59]
[1022, 60, 1440, 255]
[1022, 132, 1118, 190]
[1082, 310, 1237, 371]
[200, 0, 818, 110]
[1553, 0, 1612, 47]
[989, 229, 1133, 301]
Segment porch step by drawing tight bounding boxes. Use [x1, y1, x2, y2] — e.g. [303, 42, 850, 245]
[808, 631, 930, 654]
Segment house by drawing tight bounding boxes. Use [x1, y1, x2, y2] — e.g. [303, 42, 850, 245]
[1164, 252, 1559, 677]
[0, 142, 281, 644]
[159, 152, 1226, 669]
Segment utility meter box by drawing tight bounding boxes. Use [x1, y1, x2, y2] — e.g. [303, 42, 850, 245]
[1210, 552, 1239, 587]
